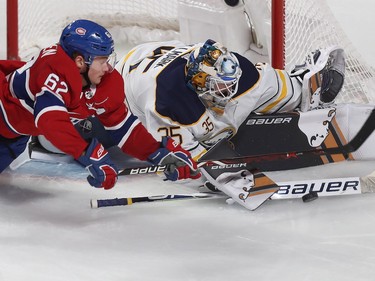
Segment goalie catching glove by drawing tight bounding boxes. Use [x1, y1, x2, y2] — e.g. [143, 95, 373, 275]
[290, 46, 345, 111]
[148, 136, 201, 181]
[77, 138, 118, 189]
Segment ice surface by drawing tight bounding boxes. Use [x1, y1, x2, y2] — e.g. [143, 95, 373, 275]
[1, 159, 375, 281]
[1, 1, 375, 281]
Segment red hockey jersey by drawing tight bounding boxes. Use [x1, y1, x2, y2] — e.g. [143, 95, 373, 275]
[0, 44, 159, 160]
[75, 66, 160, 160]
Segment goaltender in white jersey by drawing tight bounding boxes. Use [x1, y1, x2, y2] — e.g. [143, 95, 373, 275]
[116, 39, 345, 160]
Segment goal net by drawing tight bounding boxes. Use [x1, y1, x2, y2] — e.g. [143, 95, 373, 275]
[8, 0, 375, 105]
[268, 0, 375, 105]
[12, 0, 180, 60]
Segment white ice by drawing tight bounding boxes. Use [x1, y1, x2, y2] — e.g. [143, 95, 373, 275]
[1, 1, 375, 281]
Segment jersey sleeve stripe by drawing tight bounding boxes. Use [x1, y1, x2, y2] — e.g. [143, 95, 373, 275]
[106, 111, 141, 147]
[34, 90, 67, 126]
[34, 89, 65, 111]
[35, 106, 68, 127]
[9, 69, 35, 102]
[258, 70, 288, 113]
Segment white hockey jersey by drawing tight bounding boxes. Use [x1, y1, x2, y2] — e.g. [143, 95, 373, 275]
[116, 40, 302, 159]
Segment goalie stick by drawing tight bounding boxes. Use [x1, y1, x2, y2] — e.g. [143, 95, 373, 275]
[119, 108, 375, 176]
[90, 176, 365, 209]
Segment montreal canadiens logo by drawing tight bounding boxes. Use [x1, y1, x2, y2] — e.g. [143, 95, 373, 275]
[75, 27, 86, 35]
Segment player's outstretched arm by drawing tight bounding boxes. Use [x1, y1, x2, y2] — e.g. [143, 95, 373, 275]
[147, 137, 201, 181]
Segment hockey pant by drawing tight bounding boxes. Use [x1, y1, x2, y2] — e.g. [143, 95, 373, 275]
[0, 135, 30, 173]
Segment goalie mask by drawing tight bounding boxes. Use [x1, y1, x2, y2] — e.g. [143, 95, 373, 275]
[186, 39, 242, 115]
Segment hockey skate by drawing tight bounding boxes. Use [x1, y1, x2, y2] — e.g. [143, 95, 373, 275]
[291, 46, 345, 111]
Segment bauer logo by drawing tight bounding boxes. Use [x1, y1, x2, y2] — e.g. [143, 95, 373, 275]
[211, 163, 247, 169]
[273, 177, 361, 199]
[129, 166, 166, 175]
[246, 117, 292, 125]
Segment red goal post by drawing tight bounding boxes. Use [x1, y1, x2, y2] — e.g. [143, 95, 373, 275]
[271, 0, 285, 69]
[6, 0, 19, 60]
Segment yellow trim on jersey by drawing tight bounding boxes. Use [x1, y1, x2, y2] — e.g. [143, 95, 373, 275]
[193, 149, 207, 162]
[122, 48, 137, 65]
[117, 48, 137, 76]
[259, 70, 287, 113]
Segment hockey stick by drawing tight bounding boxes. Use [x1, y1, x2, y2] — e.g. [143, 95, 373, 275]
[328, 107, 375, 154]
[90, 192, 220, 208]
[119, 108, 375, 175]
[91, 176, 365, 208]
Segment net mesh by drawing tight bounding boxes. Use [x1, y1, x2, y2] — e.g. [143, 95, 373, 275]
[278, 0, 375, 104]
[18, 0, 179, 60]
[16, 0, 375, 104]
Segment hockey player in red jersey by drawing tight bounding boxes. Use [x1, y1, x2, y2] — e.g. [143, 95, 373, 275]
[0, 19, 200, 189]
